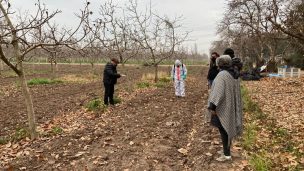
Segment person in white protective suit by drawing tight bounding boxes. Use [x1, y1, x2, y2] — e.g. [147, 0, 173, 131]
[171, 60, 187, 97]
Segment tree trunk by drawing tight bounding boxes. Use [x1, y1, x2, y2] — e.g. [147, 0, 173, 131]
[119, 55, 123, 66]
[154, 64, 158, 83]
[267, 47, 277, 72]
[0, 60, 3, 71]
[50, 60, 54, 73]
[0, 3, 38, 139]
[267, 59, 277, 72]
[18, 65, 37, 139]
[55, 61, 58, 72]
[50, 60, 56, 79]
[256, 51, 264, 68]
[90, 62, 94, 74]
[54, 61, 58, 79]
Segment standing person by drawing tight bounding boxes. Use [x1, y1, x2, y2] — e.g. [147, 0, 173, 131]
[103, 58, 123, 105]
[207, 52, 220, 88]
[224, 48, 243, 76]
[205, 52, 220, 122]
[223, 48, 235, 58]
[171, 59, 187, 97]
[207, 55, 243, 162]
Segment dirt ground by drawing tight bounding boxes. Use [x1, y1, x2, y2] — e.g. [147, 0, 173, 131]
[0, 64, 247, 170]
[0, 64, 155, 136]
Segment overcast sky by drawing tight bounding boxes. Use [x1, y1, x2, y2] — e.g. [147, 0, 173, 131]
[11, 0, 227, 55]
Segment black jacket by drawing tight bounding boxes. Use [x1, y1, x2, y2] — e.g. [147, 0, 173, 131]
[103, 62, 121, 84]
[207, 65, 219, 80]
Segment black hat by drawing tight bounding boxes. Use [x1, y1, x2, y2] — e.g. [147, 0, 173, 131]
[223, 48, 235, 58]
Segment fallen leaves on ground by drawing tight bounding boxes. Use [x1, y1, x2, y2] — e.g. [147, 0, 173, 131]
[244, 77, 304, 170]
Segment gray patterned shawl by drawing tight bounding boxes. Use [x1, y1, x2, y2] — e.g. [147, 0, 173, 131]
[208, 70, 243, 143]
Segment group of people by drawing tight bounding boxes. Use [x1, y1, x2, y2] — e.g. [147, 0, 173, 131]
[102, 48, 243, 162]
[207, 48, 243, 161]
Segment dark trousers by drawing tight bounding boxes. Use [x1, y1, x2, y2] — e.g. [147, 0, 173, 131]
[211, 115, 231, 156]
[218, 125, 231, 156]
[104, 83, 115, 105]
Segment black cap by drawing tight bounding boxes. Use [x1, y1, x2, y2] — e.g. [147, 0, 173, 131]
[223, 48, 235, 58]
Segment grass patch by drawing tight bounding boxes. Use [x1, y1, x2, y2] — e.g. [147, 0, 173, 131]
[141, 71, 169, 81]
[86, 97, 121, 111]
[275, 127, 289, 138]
[158, 77, 171, 83]
[139, 72, 171, 89]
[1, 70, 17, 77]
[113, 97, 122, 104]
[85, 98, 107, 112]
[27, 78, 63, 85]
[241, 85, 272, 169]
[0, 128, 29, 144]
[52, 126, 63, 135]
[242, 86, 260, 113]
[154, 76, 171, 88]
[154, 82, 166, 88]
[241, 86, 267, 120]
[137, 82, 151, 88]
[60, 74, 97, 83]
[242, 122, 258, 150]
[249, 153, 272, 171]
[242, 84, 304, 170]
[10, 128, 29, 141]
[0, 137, 8, 145]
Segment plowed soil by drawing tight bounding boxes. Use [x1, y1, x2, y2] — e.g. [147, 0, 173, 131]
[1, 64, 246, 170]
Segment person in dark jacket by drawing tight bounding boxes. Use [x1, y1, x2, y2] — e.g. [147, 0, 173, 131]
[207, 52, 220, 88]
[223, 48, 243, 77]
[103, 58, 123, 105]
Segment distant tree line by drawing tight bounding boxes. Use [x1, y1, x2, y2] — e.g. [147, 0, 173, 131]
[211, 0, 304, 70]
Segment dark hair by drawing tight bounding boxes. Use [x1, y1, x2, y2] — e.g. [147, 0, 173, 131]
[223, 48, 235, 58]
[111, 58, 120, 64]
[210, 52, 220, 67]
[211, 52, 220, 58]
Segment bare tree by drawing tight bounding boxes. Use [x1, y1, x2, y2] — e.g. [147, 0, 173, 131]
[219, 0, 269, 64]
[127, 0, 188, 82]
[78, 39, 103, 69]
[267, 0, 304, 42]
[214, 0, 299, 70]
[42, 46, 65, 77]
[0, 0, 92, 139]
[91, 0, 140, 66]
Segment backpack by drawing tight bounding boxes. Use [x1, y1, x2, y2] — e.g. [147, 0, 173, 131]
[232, 57, 243, 71]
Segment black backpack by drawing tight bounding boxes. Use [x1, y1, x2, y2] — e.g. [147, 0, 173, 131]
[232, 57, 243, 71]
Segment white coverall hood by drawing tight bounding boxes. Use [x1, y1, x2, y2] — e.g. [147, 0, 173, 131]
[175, 60, 182, 66]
